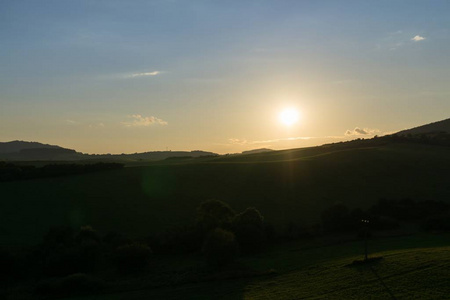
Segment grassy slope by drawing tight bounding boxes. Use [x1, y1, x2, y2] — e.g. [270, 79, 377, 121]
[66, 234, 450, 300]
[1, 142, 450, 245]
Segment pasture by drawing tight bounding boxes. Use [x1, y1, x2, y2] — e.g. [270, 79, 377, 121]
[64, 233, 450, 299]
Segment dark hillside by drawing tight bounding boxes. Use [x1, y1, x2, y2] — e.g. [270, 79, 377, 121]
[396, 118, 450, 135]
[1, 140, 449, 245]
[0, 141, 62, 154]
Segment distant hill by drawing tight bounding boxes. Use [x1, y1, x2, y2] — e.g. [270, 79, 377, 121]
[0, 140, 218, 162]
[0, 141, 62, 154]
[0, 141, 81, 161]
[396, 118, 450, 135]
[241, 148, 274, 155]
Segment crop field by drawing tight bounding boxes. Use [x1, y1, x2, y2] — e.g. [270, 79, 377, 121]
[1, 142, 450, 245]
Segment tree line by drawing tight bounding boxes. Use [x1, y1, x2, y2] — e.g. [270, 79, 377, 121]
[0, 162, 124, 182]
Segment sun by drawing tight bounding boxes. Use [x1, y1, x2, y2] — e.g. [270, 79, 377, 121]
[279, 108, 300, 126]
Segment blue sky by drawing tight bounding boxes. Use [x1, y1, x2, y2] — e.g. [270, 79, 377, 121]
[1, 0, 449, 153]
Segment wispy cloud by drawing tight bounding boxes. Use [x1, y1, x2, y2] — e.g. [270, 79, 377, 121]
[65, 119, 77, 125]
[229, 138, 248, 145]
[122, 114, 168, 127]
[89, 122, 105, 128]
[377, 31, 427, 51]
[128, 71, 160, 78]
[411, 35, 425, 42]
[345, 127, 380, 136]
[229, 136, 314, 145]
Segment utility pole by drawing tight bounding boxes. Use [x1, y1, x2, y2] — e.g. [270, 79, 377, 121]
[361, 219, 370, 261]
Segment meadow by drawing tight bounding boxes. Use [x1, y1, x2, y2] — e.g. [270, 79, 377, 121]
[1, 139, 449, 246]
[60, 233, 450, 299]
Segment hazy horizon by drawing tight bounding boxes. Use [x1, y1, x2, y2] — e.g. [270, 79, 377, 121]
[1, 1, 449, 154]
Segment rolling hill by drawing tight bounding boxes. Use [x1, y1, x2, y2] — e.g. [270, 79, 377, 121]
[1, 137, 449, 245]
[0, 141, 217, 162]
[396, 118, 450, 135]
[0, 141, 64, 154]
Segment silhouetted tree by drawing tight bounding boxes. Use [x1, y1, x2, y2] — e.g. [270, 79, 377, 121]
[196, 199, 235, 233]
[233, 207, 265, 253]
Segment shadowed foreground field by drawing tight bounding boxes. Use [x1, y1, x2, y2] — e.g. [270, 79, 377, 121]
[64, 234, 450, 300]
[1, 142, 450, 245]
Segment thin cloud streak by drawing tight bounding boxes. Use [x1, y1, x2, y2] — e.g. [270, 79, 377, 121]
[131, 71, 160, 77]
[122, 114, 168, 127]
[229, 136, 331, 145]
[124, 71, 161, 78]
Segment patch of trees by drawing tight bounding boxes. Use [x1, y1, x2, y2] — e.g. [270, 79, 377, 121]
[196, 200, 267, 260]
[0, 199, 269, 298]
[322, 131, 450, 150]
[147, 200, 268, 268]
[0, 162, 124, 182]
[382, 132, 450, 147]
[320, 198, 450, 234]
[0, 225, 153, 297]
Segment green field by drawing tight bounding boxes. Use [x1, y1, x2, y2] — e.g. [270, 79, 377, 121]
[63, 234, 450, 299]
[1, 141, 450, 245]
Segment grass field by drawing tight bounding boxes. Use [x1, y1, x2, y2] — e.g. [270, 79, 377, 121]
[1, 141, 450, 245]
[62, 233, 450, 300]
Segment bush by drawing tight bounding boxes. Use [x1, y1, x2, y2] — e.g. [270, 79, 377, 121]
[41, 226, 102, 276]
[202, 228, 239, 268]
[35, 273, 105, 297]
[0, 249, 20, 282]
[76, 226, 101, 244]
[149, 226, 203, 254]
[422, 213, 450, 231]
[370, 215, 399, 231]
[103, 231, 131, 248]
[321, 203, 353, 232]
[43, 226, 74, 248]
[114, 243, 152, 274]
[369, 198, 450, 221]
[233, 207, 265, 253]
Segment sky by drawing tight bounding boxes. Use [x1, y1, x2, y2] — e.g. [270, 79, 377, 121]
[1, 0, 449, 154]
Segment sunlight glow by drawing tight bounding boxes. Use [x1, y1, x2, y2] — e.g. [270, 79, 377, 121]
[279, 108, 300, 126]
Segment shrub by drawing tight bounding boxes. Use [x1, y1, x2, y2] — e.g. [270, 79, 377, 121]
[41, 226, 102, 276]
[422, 213, 450, 231]
[321, 203, 353, 232]
[149, 226, 203, 254]
[0, 249, 20, 282]
[370, 215, 399, 231]
[202, 228, 239, 268]
[114, 243, 152, 274]
[76, 226, 101, 244]
[42, 226, 74, 248]
[35, 273, 105, 297]
[76, 240, 103, 273]
[103, 231, 130, 248]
